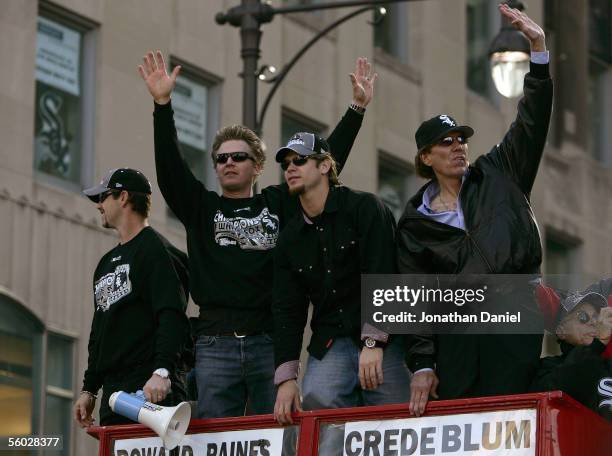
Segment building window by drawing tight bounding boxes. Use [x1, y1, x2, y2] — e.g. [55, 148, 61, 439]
[588, 0, 612, 164]
[280, 109, 327, 181]
[466, 0, 500, 100]
[374, 3, 408, 63]
[34, 7, 96, 189]
[168, 59, 220, 219]
[378, 152, 419, 221]
[44, 333, 74, 456]
[0, 294, 44, 438]
[545, 233, 583, 292]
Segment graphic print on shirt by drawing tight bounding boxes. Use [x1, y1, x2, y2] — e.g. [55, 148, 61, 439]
[94, 264, 132, 312]
[598, 377, 612, 410]
[213, 207, 279, 250]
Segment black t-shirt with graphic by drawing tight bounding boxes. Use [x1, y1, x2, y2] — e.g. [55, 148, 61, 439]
[153, 102, 362, 335]
[82, 227, 190, 394]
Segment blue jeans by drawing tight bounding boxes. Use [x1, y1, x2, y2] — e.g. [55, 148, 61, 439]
[302, 337, 411, 410]
[195, 334, 275, 418]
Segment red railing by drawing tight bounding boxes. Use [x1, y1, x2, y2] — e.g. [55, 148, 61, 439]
[87, 391, 612, 456]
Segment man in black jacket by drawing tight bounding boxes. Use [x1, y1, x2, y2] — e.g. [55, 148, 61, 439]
[397, 4, 553, 405]
[74, 168, 190, 427]
[138, 51, 377, 418]
[272, 134, 434, 425]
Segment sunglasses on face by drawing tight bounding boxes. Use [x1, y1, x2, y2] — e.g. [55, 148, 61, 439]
[437, 136, 468, 147]
[281, 156, 310, 171]
[99, 190, 118, 203]
[215, 152, 255, 165]
[575, 310, 597, 325]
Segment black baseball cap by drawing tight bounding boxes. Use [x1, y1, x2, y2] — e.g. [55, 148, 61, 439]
[83, 168, 152, 203]
[275, 132, 330, 162]
[415, 114, 474, 151]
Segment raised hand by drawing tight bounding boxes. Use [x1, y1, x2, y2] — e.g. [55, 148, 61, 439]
[499, 3, 546, 52]
[138, 50, 181, 105]
[350, 57, 378, 108]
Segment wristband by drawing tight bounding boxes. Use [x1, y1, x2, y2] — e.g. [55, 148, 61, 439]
[349, 103, 366, 115]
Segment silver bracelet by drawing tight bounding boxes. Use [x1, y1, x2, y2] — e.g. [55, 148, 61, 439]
[80, 390, 97, 400]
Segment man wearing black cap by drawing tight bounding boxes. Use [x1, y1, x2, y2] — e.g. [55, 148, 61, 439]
[73, 168, 190, 427]
[272, 134, 434, 425]
[396, 3, 553, 407]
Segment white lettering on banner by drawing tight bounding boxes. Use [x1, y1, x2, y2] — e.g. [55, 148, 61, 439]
[342, 409, 536, 456]
[35, 17, 81, 96]
[113, 428, 284, 456]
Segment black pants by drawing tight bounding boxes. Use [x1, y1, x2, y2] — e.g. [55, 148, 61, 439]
[99, 362, 186, 426]
[436, 333, 543, 399]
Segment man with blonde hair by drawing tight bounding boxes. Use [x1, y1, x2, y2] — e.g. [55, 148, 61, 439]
[139, 51, 377, 418]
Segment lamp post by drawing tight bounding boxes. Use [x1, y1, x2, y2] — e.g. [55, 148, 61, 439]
[215, 0, 418, 134]
[488, 0, 531, 98]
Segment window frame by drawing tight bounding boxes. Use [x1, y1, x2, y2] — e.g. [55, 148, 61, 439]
[35, 1, 98, 192]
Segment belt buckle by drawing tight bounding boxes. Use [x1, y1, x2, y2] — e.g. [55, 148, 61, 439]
[233, 331, 247, 338]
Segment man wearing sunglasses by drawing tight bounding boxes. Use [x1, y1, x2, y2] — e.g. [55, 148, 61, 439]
[138, 51, 376, 418]
[271, 133, 431, 425]
[396, 3, 553, 410]
[74, 168, 190, 427]
[532, 286, 612, 422]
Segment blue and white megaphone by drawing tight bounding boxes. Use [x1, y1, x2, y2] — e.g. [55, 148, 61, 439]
[109, 390, 191, 450]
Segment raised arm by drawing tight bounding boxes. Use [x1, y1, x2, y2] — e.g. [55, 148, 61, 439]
[326, 57, 377, 173]
[484, 4, 553, 196]
[138, 50, 203, 225]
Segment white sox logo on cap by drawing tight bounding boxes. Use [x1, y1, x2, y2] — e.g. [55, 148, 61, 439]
[439, 115, 456, 127]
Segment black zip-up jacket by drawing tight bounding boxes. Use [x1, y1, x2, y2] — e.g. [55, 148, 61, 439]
[397, 62, 552, 275]
[153, 102, 362, 334]
[396, 62, 552, 368]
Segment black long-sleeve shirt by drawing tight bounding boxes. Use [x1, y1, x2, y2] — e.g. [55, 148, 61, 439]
[82, 227, 190, 394]
[153, 102, 363, 334]
[272, 186, 397, 368]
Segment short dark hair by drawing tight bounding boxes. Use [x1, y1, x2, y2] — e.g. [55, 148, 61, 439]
[111, 191, 151, 218]
[415, 148, 436, 180]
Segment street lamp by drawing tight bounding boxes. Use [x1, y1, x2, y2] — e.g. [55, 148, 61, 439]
[215, 0, 418, 134]
[488, 0, 531, 98]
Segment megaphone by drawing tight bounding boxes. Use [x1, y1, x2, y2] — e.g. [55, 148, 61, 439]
[109, 390, 191, 450]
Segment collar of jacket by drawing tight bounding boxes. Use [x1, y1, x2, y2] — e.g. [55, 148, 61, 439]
[407, 165, 483, 214]
[298, 185, 341, 229]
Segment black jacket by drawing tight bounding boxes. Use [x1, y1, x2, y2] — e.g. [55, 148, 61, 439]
[272, 187, 397, 366]
[397, 62, 552, 275]
[531, 340, 612, 422]
[396, 63, 552, 380]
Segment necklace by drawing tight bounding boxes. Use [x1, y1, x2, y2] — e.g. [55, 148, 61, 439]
[438, 193, 456, 212]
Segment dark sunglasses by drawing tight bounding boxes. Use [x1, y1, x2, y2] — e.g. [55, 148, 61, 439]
[437, 136, 468, 147]
[281, 156, 310, 171]
[575, 310, 597, 325]
[99, 190, 118, 203]
[215, 152, 255, 164]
